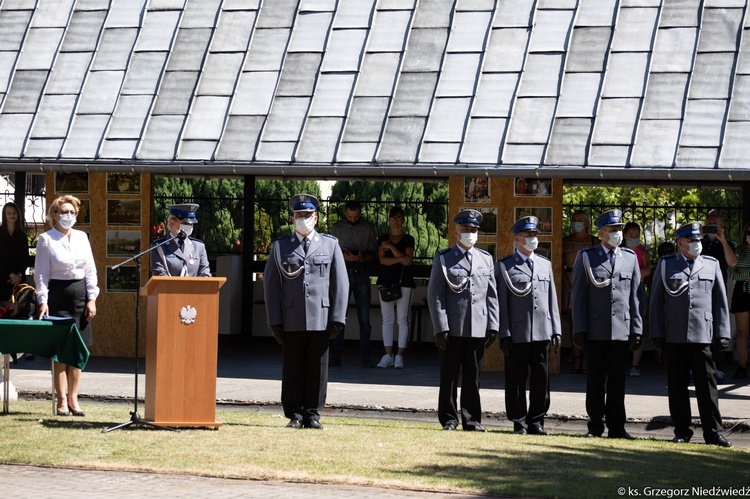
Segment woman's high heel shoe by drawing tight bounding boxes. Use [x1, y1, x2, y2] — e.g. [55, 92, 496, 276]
[69, 406, 85, 417]
[57, 408, 70, 416]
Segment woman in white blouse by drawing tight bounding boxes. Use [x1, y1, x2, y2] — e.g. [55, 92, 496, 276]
[35, 195, 99, 417]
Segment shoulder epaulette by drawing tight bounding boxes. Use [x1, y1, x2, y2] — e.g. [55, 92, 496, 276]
[188, 237, 204, 243]
[498, 254, 514, 262]
[438, 248, 451, 255]
[661, 254, 677, 260]
[535, 253, 551, 262]
[476, 247, 491, 257]
[702, 254, 719, 262]
[582, 246, 597, 252]
[620, 247, 636, 256]
[321, 233, 337, 240]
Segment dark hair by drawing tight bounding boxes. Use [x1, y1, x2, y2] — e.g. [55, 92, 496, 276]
[344, 200, 362, 212]
[623, 221, 641, 234]
[389, 206, 405, 219]
[2, 202, 23, 235]
[657, 241, 676, 257]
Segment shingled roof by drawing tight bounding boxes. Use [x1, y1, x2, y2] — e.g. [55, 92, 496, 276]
[1, 0, 749, 180]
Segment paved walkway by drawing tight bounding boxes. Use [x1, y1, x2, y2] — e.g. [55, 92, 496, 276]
[3, 340, 749, 497]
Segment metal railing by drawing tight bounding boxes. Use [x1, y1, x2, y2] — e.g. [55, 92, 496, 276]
[562, 204, 744, 254]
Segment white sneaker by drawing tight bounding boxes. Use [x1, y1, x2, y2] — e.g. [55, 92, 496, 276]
[394, 355, 404, 369]
[629, 365, 640, 377]
[377, 354, 394, 368]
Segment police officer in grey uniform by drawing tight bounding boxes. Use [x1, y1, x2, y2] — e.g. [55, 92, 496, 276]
[263, 194, 349, 429]
[495, 216, 561, 435]
[150, 203, 211, 277]
[649, 222, 732, 447]
[572, 209, 642, 439]
[427, 209, 500, 432]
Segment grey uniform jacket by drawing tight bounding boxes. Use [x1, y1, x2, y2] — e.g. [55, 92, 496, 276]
[649, 254, 730, 344]
[150, 236, 211, 277]
[264, 230, 349, 332]
[571, 245, 643, 341]
[427, 245, 500, 338]
[495, 253, 561, 343]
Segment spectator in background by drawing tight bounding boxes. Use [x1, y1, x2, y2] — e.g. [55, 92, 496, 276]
[562, 210, 599, 374]
[0, 202, 29, 304]
[622, 222, 651, 377]
[375, 206, 416, 369]
[329, 200, 378, 368]
[728, 222, 750, 380]
[701, 211, 737, 383]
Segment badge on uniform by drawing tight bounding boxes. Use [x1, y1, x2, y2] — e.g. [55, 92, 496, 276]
[188, 253, 195, 265]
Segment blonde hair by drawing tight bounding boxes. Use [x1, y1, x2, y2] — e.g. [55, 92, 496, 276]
[46, 195, 81, 227]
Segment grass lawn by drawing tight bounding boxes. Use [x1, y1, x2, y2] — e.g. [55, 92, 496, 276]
[0, 400, 748, 498]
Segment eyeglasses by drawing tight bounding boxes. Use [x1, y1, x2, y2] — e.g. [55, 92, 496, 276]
[57, 210, 77, 215]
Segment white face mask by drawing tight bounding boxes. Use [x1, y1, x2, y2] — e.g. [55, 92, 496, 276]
[459, 232, 478, 247]
[625, 237, 640, 249]
[295, 215, 316, 235]
[688, 241, 702, 258]
[521, 236, 539, 252]
[606, 230, 623, 247]
[571, 221, 585, 233]
[58, 213, 76, 230]
[180, 224, 193, 237]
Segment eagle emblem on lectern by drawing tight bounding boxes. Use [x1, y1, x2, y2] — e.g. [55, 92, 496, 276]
[180, 305, 197, 325]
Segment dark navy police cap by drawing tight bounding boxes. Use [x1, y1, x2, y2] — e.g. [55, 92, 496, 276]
[510, 216, 538, 234]
[676, 222, 702, 241]
[168, 203, 199, 224]
[594, 209, 624, 229]
[453, 209, 482, 228]
[289, 194, 319, 212]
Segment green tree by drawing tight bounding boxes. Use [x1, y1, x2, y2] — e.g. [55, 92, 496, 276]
[254, 179, 321, 256]
[563, 185, 743, 248]
[330, 180, 448, 264]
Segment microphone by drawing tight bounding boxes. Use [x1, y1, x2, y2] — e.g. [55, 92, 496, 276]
[177, 229, 187, 241]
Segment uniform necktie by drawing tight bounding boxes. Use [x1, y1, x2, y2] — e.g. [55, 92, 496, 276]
[687, 259, 694, 272]
[608, 249, 615, 268]
[465, 251, 472, 271]
[303, 237, 310, 255]
[526, 258, 534, 273]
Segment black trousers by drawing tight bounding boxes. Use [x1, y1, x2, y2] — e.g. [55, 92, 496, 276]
[438, 337, 484, 429]
[281, 330, 329, 423]
[584, 339, 629, 435]
[504, 341, 551, 429]
[665, 343, 723, 440]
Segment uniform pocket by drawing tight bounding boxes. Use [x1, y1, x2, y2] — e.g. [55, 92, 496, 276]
[698, 273, 714, 293]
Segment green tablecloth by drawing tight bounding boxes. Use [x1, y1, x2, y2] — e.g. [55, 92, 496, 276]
[0, 319, 89, 370]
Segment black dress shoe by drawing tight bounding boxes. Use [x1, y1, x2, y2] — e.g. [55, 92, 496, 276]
[442, 423, 457, 431]
[584, 432, 601, 438]
[608, 430, 636, 440]
[671, 437, 688, 444]
[528, 423, 548, 436]
[466, 425, 487, 432]
[513, 428, 527, 435]
[705, 435, 732, 448]
[305, 420, 324, 429]
[286, 418, 302, 429]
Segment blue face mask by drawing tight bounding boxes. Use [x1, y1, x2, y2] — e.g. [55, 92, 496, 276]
[571, 221, 585, 233]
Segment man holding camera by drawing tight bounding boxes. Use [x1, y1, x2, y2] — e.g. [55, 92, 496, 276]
[650, 222, 732, 447]
[700, 211, 737, 383]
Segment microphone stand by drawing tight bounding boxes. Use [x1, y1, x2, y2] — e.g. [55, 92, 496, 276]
[104, 231, 185, 433]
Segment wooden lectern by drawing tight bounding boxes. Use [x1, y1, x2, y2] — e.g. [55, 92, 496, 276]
[141, 276, 226, 427]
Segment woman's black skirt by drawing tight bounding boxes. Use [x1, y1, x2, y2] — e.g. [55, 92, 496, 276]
[48, 279, 92, 346]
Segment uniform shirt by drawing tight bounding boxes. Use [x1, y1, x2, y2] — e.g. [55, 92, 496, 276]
[34, 227, 99, 305]
[150, 235, 211, 277]
[650, 253, 730, 344]
[427, 244, 500, 338]
[571, 243, 643, 341]
[496, 251, 561, 343]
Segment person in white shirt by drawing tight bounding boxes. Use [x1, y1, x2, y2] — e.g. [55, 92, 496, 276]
[35, 195, 99, 417]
